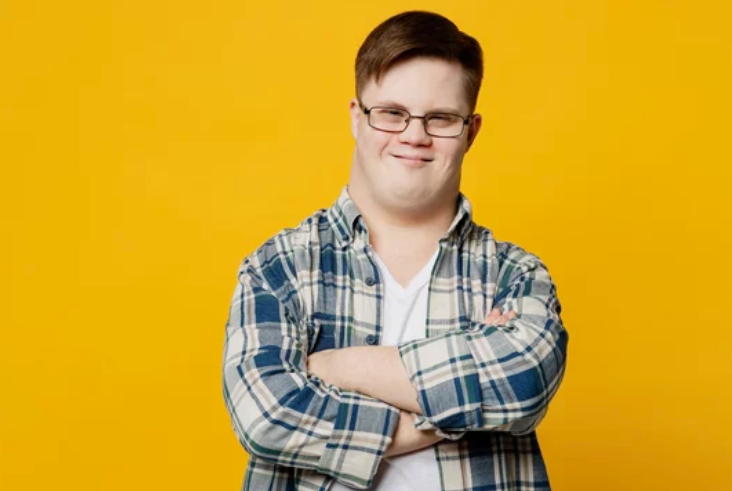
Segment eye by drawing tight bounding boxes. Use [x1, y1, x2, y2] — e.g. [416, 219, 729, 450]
[428, 113, 459, 121]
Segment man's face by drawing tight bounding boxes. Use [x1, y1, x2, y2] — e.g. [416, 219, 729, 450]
[349, 56, 482, 213]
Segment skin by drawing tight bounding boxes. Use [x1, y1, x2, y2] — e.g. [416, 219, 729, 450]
[309, 308, 516, 457]
[307, 57, 517, 458]
[346, 57, 482, 285]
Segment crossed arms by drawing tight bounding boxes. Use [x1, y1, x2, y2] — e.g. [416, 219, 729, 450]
[222, 249, 568, 489]
[305, 308, 518, 457]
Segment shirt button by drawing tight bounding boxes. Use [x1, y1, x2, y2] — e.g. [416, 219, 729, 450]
[365, 277, 375, 286]
[365, 334, 377, 345]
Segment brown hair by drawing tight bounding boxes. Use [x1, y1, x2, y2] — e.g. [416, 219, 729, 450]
[355, 11, 484, 114]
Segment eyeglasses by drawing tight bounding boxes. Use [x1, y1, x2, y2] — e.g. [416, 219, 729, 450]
[358, 100, 473, 138]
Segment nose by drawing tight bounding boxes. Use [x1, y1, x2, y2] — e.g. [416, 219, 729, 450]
[398, 116, 432, 145]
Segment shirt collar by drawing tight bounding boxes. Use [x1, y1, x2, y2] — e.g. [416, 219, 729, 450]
[327, 184, 474, 248]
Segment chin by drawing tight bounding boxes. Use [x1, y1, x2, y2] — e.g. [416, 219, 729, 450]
[385, 182, 432, 201]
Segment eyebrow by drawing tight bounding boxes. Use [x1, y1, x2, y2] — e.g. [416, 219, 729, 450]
[373, 100, 464, 114]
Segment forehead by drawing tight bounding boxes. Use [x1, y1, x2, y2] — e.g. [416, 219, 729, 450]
[361, 57, 469, 114]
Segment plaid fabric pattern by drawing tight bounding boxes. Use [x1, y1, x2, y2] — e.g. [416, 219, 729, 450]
[222, 185, 569, 490]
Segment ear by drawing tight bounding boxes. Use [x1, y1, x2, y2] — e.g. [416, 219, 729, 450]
[465, 113, 482, 152]
[349, 98, 362, 139]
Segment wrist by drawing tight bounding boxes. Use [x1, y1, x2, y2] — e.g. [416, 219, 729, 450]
[385, 411, 443, 458]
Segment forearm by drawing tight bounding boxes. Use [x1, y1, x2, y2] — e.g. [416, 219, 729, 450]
[399, 257, 568, 434]
[306, 312, 521, 417]
[309, 346, 422, 414]
[384, 410, 443, 458]
[226, 259, 401, 489]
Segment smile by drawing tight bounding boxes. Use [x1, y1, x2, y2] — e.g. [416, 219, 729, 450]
[392, 154, 433, 166]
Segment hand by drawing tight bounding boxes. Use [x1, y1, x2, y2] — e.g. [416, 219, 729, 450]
[484, 307, 517, 325]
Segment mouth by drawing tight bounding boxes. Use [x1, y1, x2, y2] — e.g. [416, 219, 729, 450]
[392, 154, 433, 162]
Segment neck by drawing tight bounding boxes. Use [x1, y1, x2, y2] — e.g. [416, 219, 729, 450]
[346, 181, 459, 254]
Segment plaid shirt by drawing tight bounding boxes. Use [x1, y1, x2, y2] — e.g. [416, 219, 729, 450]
[222, 185, 569, 491]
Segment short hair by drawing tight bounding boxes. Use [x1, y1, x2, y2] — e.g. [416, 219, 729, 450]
[355, 10, 484, 114]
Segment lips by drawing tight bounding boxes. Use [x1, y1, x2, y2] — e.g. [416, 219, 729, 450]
[393, 154, 433, 161]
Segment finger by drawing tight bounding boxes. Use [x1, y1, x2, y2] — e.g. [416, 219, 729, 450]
[484, 308, 501, 322]
[497, 310, 517, 325]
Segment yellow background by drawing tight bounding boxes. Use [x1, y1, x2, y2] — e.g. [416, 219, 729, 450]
[3, 1, 731, 490]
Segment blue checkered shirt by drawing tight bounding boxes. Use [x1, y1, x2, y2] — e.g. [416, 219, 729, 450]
[222, 185, 569, 490]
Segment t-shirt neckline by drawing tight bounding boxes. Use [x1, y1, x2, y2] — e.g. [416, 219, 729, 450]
[371, 248, 439, 298]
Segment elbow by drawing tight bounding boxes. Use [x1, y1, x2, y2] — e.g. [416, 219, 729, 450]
[234, 421, 267, 459]
[512, 352, 568, 434]
[496, 369, 558, 436]
[222, 366, 282, 462]
[237, 417, 285, 462]
[509, 406, 548, 436]
[531, 321, 569, 409]
[224, 387, 288, 463]
[223, 365, 326, 467]
[505, 311, 568, 411]
[508, 343, 568, 423]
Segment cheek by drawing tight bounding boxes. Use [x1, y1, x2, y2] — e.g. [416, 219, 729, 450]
[360, 130, 391, 156]
[441, 141, 466, 161]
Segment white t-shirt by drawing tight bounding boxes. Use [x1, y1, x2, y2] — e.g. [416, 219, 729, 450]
[330, 248, 441, 491]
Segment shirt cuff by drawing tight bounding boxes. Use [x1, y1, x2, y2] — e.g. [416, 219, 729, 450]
[316, 390, 400, 489]
[412, 413, 467, 440]
[398, 330, 484, 432]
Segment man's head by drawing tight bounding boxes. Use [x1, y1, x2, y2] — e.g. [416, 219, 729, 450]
[348, 11, 484, 216]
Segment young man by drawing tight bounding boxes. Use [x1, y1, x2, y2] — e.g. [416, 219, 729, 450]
[222, 10, 569, 491]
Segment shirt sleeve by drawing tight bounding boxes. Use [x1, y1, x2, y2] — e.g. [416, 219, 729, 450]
[222, 256, 400, 490]
[397, 250, 569, 437]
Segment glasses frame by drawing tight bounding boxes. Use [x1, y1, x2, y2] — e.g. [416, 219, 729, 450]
[358, 100, 473, 138]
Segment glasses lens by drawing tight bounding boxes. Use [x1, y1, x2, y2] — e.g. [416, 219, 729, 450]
[425, 114, 464, 137]
[370, 108, 408, 131]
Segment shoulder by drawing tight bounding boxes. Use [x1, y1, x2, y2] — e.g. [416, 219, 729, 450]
[466, 222, 546, 274]
[236, 206, 334, 293]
